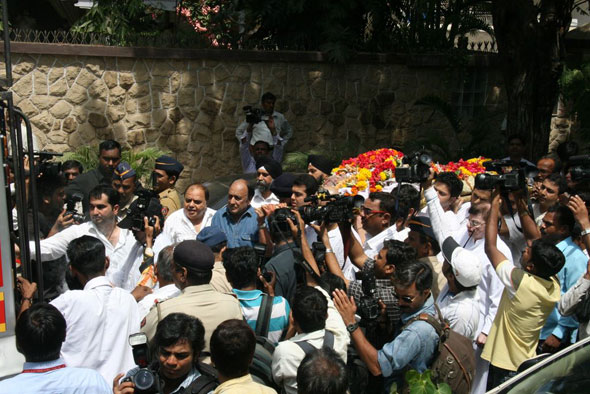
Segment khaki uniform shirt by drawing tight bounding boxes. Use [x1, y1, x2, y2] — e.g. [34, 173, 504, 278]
[141, 284, 242, 355]
[159, 188, 182, 218]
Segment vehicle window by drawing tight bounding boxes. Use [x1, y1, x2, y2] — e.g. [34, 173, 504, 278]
[502, 340, 590, 393]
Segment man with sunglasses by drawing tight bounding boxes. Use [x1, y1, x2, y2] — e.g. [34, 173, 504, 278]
[333, 260, 438, 393]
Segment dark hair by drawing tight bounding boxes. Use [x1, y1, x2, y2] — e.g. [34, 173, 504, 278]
[393, 260, 433, 292]
[548, 204, 575, 235]
[382, 239, 418, 267]
[156, 244, 176, 283]
[320, 272, 347, 296]
[62, 159, 84, 173]
[89, 185, 120, 207]
[67, 235, 106, 276]
[225, 247, 258, 289]
[297, 347, 348, 394]
[507, 134, 526, 145]
[179, 265, 213, 286]
[153, 313, 205, 366]
[210, 319, 256, 379]
[391, 184, 420, 220]
[414, 231, 441, 255]
[368, 192, 397, 218]
[268, 208, 296, 243]
[98, 139, 121, 154]
[530, 238, 565, 279]
[293, 174, 319, 196]
[545, 173, 567, 195]
[435, 172, 463, 198]
[261, 92, 276, 102]
[16, 303, 66, 362]
[184, 183, 210, 202]
[292, 286, 328, 333]
[37, 174, 66, 206]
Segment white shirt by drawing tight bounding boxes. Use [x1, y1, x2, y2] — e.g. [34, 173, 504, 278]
[437, 286, 480, 341]
[250, 189, 280, 209]
[271, 286, 349, 394]
[559, 276, 590, 340]
[161, 207, 216, 244]
[50, 276, 140, 384]
[305, 225, 347, 272]
[137, 283, 181, 320]
[28, 221, 143, 291]
[364, 225, 410, 258]
[500, 214, 526, 268]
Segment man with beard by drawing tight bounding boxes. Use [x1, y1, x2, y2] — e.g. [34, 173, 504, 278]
[66, 140, 121, 214]
[251, 157, 282, 209]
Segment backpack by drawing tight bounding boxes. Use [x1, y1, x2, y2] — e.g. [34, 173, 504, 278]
[294, 330, 335, 356]
[402, 304, 475, 394]
[183, 362, 219, 394]
[249, 293, 279, 389]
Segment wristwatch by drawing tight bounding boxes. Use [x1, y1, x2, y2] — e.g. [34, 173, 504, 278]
[346, 322, 359, 333]
[582, 228, 590, 237]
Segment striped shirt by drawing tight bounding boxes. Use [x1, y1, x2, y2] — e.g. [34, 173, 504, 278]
[232, 289, 290, 344]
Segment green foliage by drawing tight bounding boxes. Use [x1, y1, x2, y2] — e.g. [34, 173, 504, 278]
[389, 370, 452, 394]
[282, 141, 359, 172]
[61, 145, 169, 185]
[71, 0, 163, 45]
[560, 64, 590, 139]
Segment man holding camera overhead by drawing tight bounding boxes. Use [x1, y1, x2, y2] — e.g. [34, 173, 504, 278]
[236, 92, 292, 174]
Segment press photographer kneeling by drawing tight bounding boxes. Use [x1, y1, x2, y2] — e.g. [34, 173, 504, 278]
[113, 313, 218, 394]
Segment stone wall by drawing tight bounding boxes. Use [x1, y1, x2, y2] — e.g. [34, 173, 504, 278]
[1, 44, 506, 191]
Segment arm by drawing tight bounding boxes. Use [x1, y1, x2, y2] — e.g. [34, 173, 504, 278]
[559, 261, 590, 317]
[346, 227, 369, 270]
[28, 223, 78, 261]
[484, 190, 508, 270]
[332, 289, 382, 376]
[568, 195, 590, 252]
[287, 210, 321, 278]
[16, 276, 36, 317]
[516, 193, 541, 241]
[316, 223, 349, 287]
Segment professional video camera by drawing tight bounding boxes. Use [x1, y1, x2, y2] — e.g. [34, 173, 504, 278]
[123, 333, 162, 394]
[474, 159, 528, 191]
[243, 105, 265, 124]
[64, 192, 85, 223]
[298, 193, 364, 224]
[29, 151, 63, 177]
[395, 151, 433, 183]
[355, 270, 380, 323]
[311, 241, 327, 273]
[118, 189, 162, 231]
[568, 155, 590, 182]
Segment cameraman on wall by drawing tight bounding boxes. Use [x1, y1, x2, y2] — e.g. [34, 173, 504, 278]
[236, 92, 293, 174]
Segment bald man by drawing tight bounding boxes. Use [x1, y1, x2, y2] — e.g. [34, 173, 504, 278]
[211, 179, 263, 248]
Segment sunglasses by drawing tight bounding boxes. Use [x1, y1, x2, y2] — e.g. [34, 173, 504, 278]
[392, 290, 418, 304]
[361, 206, 387, 217]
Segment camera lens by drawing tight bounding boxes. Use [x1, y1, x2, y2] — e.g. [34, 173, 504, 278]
[134, 369, 155, 391]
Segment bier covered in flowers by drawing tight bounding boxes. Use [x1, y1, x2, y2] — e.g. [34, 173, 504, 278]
[324, 148, 490, 196]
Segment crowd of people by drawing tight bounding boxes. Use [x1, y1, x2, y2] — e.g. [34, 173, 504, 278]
[1, 92, 590, 394]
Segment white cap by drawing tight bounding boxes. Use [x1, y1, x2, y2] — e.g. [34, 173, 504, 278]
[442, 237, 482, 287]
[250, 122, 274, 147]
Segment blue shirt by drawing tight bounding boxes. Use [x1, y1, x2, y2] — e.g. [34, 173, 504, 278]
[0, 358, 111, 394]
[377, 296, 439, 390]
[540, 237, 587, 342]
[232, 288, 290, 344]
[211, 205, 259, 248]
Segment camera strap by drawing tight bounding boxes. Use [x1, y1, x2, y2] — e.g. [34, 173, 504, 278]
[255, 293, 274, 338]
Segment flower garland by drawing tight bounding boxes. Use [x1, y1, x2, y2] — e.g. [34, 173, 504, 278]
[325, 149, 490, 195]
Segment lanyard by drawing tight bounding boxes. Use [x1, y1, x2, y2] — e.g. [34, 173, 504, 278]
[22, 364, 66, 373]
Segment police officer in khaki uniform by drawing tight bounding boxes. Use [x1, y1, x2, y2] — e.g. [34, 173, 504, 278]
[140, 240, 242, 358]
[152, 155, 183, 218]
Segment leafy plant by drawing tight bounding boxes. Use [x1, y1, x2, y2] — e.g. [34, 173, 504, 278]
[389, 370, 452, 394]
[560, 63, 590, 139]
[61, 145, 169, 185]
[282, 141, 360, 172]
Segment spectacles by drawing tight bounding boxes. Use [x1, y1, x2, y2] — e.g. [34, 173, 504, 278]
[361, 206, 387, 217]
[392, 290, 418, 304]
[468, 219, 485, 228]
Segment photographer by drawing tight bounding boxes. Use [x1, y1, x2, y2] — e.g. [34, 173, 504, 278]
[114, 313, 218, 394]
[236, 92, 292, 174]
[62, 159, 84, 184]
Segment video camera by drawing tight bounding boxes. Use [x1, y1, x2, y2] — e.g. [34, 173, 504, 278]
[243, 105, 265, 124]
[253, 243, 273, 283]
[395, 151, 433, 183]
[123, 333, 162, 394]
[355, 270, 380, 324]
[298, 193, 364, 224]
[64, 192, 85, 223]
[568, 155, 590, 182]
[118, 189, 162, 231]
[474, 159, 528, 191]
